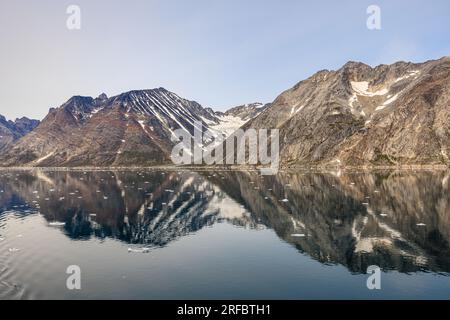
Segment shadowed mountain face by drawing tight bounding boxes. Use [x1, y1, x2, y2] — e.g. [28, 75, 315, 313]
[1, 169, 450, 275]
[0, 116, 39, 151]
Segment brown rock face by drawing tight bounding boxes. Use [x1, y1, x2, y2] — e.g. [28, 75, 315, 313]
[246, 56, 450, 167]
[0, 88, 221, 167]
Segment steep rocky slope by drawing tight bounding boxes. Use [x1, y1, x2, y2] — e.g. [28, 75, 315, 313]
[245, 56, 450, 167]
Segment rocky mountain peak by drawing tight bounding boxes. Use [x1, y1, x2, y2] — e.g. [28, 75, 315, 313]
[0, 115, 7, 125]
[97, 93, 108, 101]
[11, 117, 40, 136]
[223, 102, 270, 121]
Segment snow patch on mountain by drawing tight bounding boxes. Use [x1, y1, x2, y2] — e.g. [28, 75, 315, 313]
[350, 81, 388, 96]
[209, 115, 247, 137]
[394, 70, 420, 83]
[375, 93, 400, 111]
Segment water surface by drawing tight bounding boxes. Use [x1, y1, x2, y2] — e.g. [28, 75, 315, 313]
[1, 169, 450, 299]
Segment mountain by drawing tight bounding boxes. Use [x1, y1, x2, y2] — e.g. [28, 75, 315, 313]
[0, 88, 215, 166]
[0, 88, 264, 167]
[0, 116, 39, 151]
[244, 56, 450, 167]
[216, 102, 269, 120]
[209, 102, 270, 137]
[3, 56, 449, 168]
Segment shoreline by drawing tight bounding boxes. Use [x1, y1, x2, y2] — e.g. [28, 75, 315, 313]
[0, 164, 448, 173]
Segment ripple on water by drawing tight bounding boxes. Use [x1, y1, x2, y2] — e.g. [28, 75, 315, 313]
[0, 211, 63, 300]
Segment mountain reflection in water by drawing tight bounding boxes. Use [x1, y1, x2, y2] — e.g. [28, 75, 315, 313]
[0, 170, 450, 298]
[1, 169, 449, 277]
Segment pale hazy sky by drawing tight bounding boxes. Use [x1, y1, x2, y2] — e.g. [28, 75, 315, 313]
[0, 0, 449, 120]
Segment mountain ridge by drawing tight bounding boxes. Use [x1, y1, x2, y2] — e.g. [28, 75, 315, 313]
[0, 87, 266, 167]
[1, 56, 449, 168]
[0, 116, 40, 152]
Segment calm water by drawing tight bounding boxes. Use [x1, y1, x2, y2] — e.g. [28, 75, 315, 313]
[1, 169, 450, 300]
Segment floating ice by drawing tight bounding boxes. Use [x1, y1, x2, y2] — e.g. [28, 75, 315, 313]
[291, 234, 306, 237]
[416, 223, 426, 227]
[280, 199, 289, 203]
[49, 222, 66, 227]
[128, 247, 150, 253]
